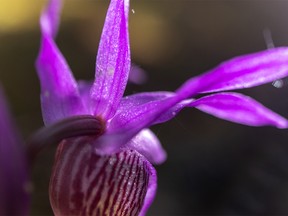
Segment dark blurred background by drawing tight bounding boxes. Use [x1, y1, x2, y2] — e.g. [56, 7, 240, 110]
[1, 0, 288, 215]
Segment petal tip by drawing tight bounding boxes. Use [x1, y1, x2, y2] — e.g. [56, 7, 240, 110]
[275, 119, 288, 129]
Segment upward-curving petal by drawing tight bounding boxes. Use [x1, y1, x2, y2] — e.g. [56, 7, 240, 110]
[36, 0, 85, 125]
[177, 47, 288, 95]
[90, 0, 131, 121]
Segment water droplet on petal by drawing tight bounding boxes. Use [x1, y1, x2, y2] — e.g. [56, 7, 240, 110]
[107, 67, 115, 76]
[272, 79, 284, 88]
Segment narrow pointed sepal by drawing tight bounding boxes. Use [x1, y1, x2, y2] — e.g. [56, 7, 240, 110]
[192, 92, 288, 128]
[176, 47, 288, 98]
[37, 0, 85, 125]
[50, 137, 155, 216]
[91, 0, 131, 120]
[40, 0, 62, 38]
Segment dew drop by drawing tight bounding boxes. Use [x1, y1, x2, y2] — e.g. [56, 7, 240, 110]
[272, 79, 284, 88]
[107, 67, 114, 76]
[109, 157, 116, 165]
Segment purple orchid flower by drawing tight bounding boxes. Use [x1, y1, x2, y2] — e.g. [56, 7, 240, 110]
[0, 87, 30, 216]
[35, 0, 288, 215]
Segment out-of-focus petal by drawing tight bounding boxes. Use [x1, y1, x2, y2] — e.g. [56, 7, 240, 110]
[177, 47, 288, 96]
[36, 0, 85, 125]
[50, 137, 153, 216]
[90, 0, 131, 120]
[40, 0, 61, 38]
[192, 92, 288, 128]
[124, 129, 167, 165]
[0, 87, 30, 216]
[129, 65, 148, 85]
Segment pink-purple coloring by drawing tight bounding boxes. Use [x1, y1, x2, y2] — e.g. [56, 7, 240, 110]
[17, 0, 288, 215]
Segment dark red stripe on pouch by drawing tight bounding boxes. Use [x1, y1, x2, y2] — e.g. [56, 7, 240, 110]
[124, 159, 139, 215]
[108, 153, 129, 216]
[122, 156, 141, 216]
[126, 159, 148, 215]
[50, 138, 85, 215]
[49, 136, 151, 216]
[102, 153, 129, 215]
[113, 152, 134, 215]
[117, 155, 138, 215]
[88, 158, 110, 215]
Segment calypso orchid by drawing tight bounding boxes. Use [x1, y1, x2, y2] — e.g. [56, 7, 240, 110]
[34, 0, 288, 215]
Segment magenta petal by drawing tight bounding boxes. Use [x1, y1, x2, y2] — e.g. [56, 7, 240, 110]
[40, 0, 61, 38]
[124, 129, 167, 165]
[117, 91, 175, 114]
[91, 0, 131, 120]
[177, 48, 288, 96]
[92, 91, 176, 155]
[94, 96, 180, 155]
[36, 0, 85, 125]
[50, 137, 154, 216]
[192, 92, 288, 128]
[116, 91, 288, 128]
[95, 89, 288, 155]
[116, 91, 184, 125]
[0, 88, 30, 215]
